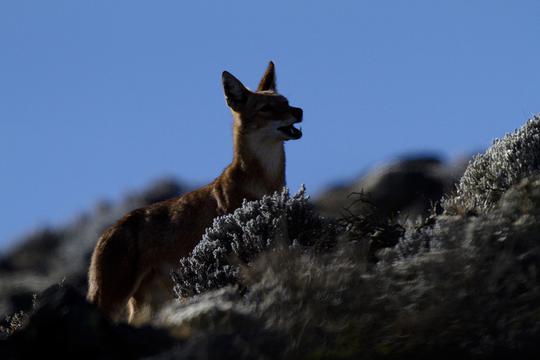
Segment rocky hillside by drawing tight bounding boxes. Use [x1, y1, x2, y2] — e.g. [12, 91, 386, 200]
[3, 115, 540, 359]
[0, 156, 463, 320]
[0, 179, 187, 318]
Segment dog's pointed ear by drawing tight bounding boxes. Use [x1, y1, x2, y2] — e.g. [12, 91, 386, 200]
[222, 71, 249, 111]
[256, 61, 276, 92]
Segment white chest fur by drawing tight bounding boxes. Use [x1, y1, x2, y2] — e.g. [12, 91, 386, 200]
[246, 134, 284, 196]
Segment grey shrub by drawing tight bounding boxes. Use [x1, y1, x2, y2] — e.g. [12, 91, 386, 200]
[443, 115, 540, 215]
[172, 186, 337, 298]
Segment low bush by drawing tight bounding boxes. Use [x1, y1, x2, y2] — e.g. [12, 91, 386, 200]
[172, 186, 338, 298]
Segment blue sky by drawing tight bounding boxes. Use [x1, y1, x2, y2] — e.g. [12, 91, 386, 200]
[1, 1, 539, 249]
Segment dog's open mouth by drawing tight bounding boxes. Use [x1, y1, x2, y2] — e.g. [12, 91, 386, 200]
[277, 124, 302, 140]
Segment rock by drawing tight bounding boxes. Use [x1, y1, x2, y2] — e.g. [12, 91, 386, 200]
[315, 155, 469, 218]
[0, 284, 177, 359]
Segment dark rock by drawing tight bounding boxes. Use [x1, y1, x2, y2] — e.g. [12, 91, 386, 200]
[6, 292, 34, 315]
[0, 229, 62, 274]
[0, 284, 177, 360]
[315, 155, 469, 219]
[141, 178, 186, 204]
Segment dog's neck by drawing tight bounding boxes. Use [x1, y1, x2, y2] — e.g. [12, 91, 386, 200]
[230, 120, 285, 198]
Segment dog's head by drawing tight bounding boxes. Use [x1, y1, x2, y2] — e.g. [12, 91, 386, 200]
[222, 61, 303, 141]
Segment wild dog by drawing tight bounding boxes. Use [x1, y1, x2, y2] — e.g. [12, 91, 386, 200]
[87, 62, 303, 324]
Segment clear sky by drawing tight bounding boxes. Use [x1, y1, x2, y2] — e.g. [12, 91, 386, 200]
[1, 1, 539, 250]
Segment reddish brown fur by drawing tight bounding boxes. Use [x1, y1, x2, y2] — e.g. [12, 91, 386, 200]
[87, 62, 303, 324]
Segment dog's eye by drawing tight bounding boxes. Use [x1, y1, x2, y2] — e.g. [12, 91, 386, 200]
[258, 104, 274, 113]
